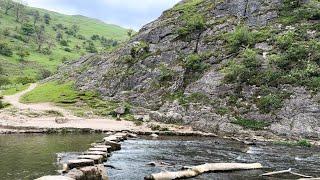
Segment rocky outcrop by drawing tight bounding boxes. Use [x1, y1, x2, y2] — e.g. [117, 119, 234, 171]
[53, 0, 320, 139]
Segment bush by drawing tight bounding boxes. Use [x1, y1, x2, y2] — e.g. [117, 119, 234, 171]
[60, 40, 68, 46]
[21, 23, 35, 36]
[232, 117, 269, 130]
[86, 41, 98, 53]
[0, 100, 4, 109]
[275, 31, 295, 50]
[15, 76, 35, 85]
[159, 65, 174, 82]
[256, 94, 284, 113]
[227, 25, 255, 52]
[183, 54, 208, 72]
[0, 42, 13, 56]
[177, 14, 206, 38]
[64, 47, 72, 52]
[0, 76, 10, 86]
[38, 69, 52, 80]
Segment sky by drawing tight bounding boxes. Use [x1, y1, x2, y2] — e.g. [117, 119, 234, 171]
[24, 0, 181, 30]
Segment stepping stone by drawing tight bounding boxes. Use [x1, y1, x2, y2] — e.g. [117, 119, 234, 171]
[35, 176, 74, 180]
[93, 145, 111, 149]
[104, 140, 121, 151]
[64, 159, 94, 170]
[89, 147, 109, 152]
[84, 151, 108, 157]
[78, 155, 104, 164]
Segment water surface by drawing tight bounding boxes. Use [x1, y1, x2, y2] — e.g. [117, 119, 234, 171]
[0, 134, 319, 180]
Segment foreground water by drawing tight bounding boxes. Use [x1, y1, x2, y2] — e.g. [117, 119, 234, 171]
[0, 134, 320, 180]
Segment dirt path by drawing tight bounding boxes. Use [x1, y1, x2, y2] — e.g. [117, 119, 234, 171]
[2, 83, 77, 118]
[0, 83, 200, 134]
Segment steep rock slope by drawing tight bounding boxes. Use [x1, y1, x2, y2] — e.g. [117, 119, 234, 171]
[55, 0, 320, 138]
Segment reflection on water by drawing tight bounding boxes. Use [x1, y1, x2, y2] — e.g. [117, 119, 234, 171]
[0, 134, 104, 180]
[0, 134, 319, 180]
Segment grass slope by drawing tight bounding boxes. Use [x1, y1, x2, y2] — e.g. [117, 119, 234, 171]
[0, 1, 129, 87]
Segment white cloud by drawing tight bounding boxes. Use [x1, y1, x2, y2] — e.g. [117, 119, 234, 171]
[23, 0, 181, 30]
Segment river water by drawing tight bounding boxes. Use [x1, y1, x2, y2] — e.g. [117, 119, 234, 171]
[0, 134, 319, 180]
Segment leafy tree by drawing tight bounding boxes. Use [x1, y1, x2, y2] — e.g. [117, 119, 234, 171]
[14, 0, 26, 22]
[60, 39, 68, 46]
[0, 0, 14, 15]
[85, 40, 97, 53]
[21, 23, 34, 35]
[56, 31, 63, 41]
[34, 25, 47, 52]
[0, 42, 13, 56]
[127, 29, 133, 38]
[31, 10, 40, 26]
[43, 13, 51, 25]
[16, 47, 30, 61]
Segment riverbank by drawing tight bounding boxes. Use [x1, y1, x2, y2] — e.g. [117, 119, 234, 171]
[1, 84, 319, 147]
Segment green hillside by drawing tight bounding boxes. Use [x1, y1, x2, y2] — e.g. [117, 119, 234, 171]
[0, 0, 129, 88]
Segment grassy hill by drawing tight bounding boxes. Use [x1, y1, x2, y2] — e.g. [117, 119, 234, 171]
[0, 0, 129, 88]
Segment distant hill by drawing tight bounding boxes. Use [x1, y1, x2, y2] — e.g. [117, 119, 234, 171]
[0, 0, 129, 85]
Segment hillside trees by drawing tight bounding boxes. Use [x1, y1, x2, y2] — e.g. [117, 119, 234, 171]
[0, 0, 14, 15]
[31, 10, 40, 26]
[34, 25, 47, 52]
[43, 13, 51, 24]
[14, 0, 26, 22]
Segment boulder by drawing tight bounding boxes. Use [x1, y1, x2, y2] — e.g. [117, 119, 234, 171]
[114, 106, 126, 115]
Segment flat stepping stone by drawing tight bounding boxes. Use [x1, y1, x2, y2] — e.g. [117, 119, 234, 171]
[64, 159, 94, 170]
[104, 140, 121, 151]
[84, 151, 108, 157]
[35, 176, 74, 180]
[78, 155, 104, 164]
[89, 147, 109, 152]
[93, 145, 111, 149]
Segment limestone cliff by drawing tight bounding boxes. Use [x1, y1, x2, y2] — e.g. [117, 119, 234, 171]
[54, 0, 320, 138]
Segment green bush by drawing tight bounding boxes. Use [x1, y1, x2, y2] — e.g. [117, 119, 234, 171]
[227, 25, 255, 52]
[0, 42, 13, 56]
[275, 31, 295, 50]
[159, 65, 174, 82]
[0, 76, 10, 86]
[64, 47, 72, 52]
[15, 76, 35, 85]
[177, 14, 206, 37]
[256, 94, 284, 114]
[21, 23, 35, 36]
[60, 40, 68, 46]
[85, 41, 98, 53]
[130, 41, 149, 58]
[232, 117, 269, 130]
[0, 100, 4, 109]
[183, 54, 208, 72]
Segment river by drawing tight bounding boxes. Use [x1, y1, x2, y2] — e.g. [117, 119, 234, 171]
[0, 134, 319, 180]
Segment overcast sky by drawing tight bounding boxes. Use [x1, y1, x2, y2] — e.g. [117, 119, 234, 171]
[24, 0, 181, 30]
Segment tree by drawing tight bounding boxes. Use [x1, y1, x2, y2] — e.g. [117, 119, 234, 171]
[56, 31, 63, 41]
[1, 0, 14, 15]
[16, 47, 30, 61]
[85, 40, 97, 53]
[43, 13, 51, 25]
[31, 10, 40, 27]
[0, 42, 13, 56]
[21, 23, 34, 35]
[14, 0, 26, 22]
[34, 25, 47, 52]
[127, 29, 133, 38]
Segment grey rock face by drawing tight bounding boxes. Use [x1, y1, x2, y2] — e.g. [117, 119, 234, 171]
[53, 0, 320, 139]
